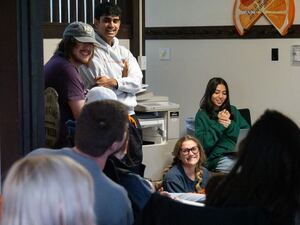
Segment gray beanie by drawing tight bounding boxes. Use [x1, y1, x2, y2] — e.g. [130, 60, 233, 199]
[63, 21, 98, 46]
[85, 87, 117, 104]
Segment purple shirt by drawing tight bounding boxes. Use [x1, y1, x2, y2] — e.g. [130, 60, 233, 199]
[44, 53, 85, 147]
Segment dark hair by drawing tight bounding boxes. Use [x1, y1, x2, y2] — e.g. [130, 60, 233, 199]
[206, 110, 300, 225]
[94, 2, 122, 20]
[55, 37, 94, 65]
[167, 135, 207, 193]
[55, 36, 77, 59]
[205, 174, 226, 202]
[200, 77, 232, 120]
[75, 100, 128, 157]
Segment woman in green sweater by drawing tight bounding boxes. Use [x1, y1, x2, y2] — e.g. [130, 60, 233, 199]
[195, 77, 249, 172]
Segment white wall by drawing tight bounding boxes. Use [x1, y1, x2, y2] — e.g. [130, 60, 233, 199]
[146, 0, 300, 26]
[145, 0, 300, 134]
[43, 39, 61, 64]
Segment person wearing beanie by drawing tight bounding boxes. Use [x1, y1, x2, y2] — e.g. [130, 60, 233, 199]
[44, 21, 98, 148]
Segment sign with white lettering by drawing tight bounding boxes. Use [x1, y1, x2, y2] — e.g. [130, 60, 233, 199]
[233, 0, 295, 36]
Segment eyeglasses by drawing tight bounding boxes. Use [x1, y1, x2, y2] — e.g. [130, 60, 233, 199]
[181, 146, 199, 155]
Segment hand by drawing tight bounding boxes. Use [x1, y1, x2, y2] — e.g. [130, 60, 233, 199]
[122, 60, 128, 77]
[218, 109, 230, 120]
[218, 110, 231, 128]
[95, 75, 118, 89]
[218, 117, 231, 128]
[158, 188, 172, 198]
[197, 188, 206, 194]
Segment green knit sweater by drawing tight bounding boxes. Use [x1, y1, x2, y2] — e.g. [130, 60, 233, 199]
[195, 105, 250, 171]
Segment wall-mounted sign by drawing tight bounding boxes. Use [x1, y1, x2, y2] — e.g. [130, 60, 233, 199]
[233, 0, 295, 36]
[291, 45, 300, 66]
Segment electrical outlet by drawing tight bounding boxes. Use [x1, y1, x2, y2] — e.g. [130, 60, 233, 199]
[271, 48, 279, 61]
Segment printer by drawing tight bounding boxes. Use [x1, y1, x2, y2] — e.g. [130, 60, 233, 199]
[135, 89, 180, 180]
[135, 91, 180, 144]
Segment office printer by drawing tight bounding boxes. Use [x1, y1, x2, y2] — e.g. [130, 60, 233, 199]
[135, 90, 180, 145]
[135, 90, 180, 180]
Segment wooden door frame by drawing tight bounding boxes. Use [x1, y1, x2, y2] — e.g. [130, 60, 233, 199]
[0, 0, 44, 179]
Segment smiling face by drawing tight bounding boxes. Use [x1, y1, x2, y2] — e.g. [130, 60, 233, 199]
[179, 140, 200, 168]
[69, 41, 94, 67]
[94, 15, 120, 46]
[211, 84, 227, 109]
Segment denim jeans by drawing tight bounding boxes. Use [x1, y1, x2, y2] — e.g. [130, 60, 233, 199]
[215, 156, 236, 173]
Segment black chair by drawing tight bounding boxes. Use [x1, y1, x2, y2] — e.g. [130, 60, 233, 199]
[134, 193, 270, 225]
[238, 108, 251, 126]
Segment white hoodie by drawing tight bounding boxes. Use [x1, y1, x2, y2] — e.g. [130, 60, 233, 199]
[80, 33, 143, 115]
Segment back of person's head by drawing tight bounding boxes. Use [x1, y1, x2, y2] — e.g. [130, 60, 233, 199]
[200, 77, 231, 116]
[207, 110, 300, 224]
[94, 2, 122, 20]
[204, 174, 226, 203]
[1, 155, 95, 225]
[75, 100, 128, 157]
[236, 110, 300, 194]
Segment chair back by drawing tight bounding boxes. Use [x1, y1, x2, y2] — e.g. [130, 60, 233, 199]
[44, 87, 60, 147]
[185, 117, 195, 136]
[238, 108, 251, 125]
[134, 193, 271, 225]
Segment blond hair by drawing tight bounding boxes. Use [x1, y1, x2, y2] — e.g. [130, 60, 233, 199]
[1, 155, 95, 225]
[166, 135, 206, 193]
